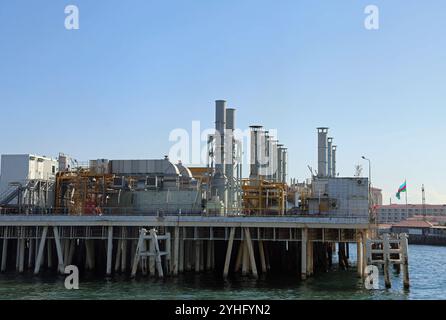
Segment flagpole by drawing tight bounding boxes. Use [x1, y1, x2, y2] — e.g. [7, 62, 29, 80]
[405, 179, 408, 219]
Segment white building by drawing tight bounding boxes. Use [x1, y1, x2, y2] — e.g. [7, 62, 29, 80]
[0, 154, 57, 206]
[377, 204, 446, 223]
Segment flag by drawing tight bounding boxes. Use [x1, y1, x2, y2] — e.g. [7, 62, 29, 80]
[396, 181, 407, 200]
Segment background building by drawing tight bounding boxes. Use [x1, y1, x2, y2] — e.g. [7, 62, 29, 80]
[377, 204, 446, 223]
[371, 187, 383, 206]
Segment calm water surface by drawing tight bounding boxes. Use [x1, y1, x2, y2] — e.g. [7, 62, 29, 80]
[0, 245, 444, 300]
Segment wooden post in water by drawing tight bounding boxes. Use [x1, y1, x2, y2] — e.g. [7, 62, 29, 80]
[242, 240, 249, 276]
[383, 233, 391, 288]
[400, 233, 410, 289]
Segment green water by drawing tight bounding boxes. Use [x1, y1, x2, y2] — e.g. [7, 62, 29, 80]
[0, 245, 444, 300]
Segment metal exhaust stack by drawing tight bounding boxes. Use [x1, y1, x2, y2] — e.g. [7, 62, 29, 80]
[213, 100, 228, 209]
[249, 125, 263, 179]
[327, 137, 333, 178]
[225, 108, 235, 210]
[281, 147, 288, 184]
[332, 145, 337, 177]
[317, 127, 329, 177]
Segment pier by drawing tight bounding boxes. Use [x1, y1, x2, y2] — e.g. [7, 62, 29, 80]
[0, 214, 371, 280]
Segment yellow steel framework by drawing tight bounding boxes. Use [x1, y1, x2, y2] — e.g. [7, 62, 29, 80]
[54, 169, 115, 215]
[241, 179, 286, 216]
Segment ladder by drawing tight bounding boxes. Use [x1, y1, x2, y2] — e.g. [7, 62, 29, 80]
[131, 228, 171, 278]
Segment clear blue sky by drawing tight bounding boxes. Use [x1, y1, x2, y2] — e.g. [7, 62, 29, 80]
[1, 1, 445, 204]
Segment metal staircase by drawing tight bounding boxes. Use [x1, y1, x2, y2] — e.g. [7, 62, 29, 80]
[0, 185, 20, 205]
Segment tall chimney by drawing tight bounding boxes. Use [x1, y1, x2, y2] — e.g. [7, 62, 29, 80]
[332, 145, 337, 177]
[213, 100, 228, 211]
[225, 108, 235, 210]
[317, 127, 329, 177]
[215, 100, 226, 175]
[249, 125, 263, 179]
[276, 144, 283, 183]
[327, 137, 333, 178]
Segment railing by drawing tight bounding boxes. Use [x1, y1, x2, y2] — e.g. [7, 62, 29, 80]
[0, 206, 370, 223]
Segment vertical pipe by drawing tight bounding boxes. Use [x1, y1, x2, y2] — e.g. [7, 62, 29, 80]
[34, 226, 48, 274]
[223, 227, 235, 279]
[195, 240, 200, 273]
[47, 239, 53, 269]
[173, 227, 180, 276]
[234, 241, 243, 273]
[28, 239, 34, 269]
[179, 236, 184, 273]
[332, 146, 337, 177]
[206, 240, 212, 271]
[68, 239, 75, 266]
[53, 227, 64, 274]
[258, 240, 267, 274]
[1, 232, 8, 272]
[327, 137, 333, 178]
[106, 226, 113, 276]
[244, 228, 258, 279]
[185, 241, 192, 271]
[166, 232, 171, 275]
[121, 239, 127, 273]
[301, 228, 307, 280]
[115, 239, 122, 272]
[242, 240, 249, 276]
